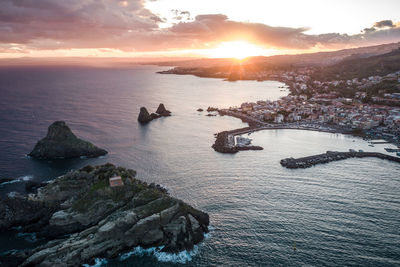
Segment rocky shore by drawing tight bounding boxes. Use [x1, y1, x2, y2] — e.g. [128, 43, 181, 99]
[28, 121, 107, 160]
[280, 151, 400, 169]
[0, 164, 209, 266]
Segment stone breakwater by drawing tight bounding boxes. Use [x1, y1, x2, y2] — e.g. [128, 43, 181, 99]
[280, 151, 400, 169]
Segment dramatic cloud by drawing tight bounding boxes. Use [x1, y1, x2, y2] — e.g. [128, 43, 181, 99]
[0, 1, 399, 55]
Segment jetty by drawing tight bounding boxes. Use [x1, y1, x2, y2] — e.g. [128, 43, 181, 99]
[280, 151, 400, 169]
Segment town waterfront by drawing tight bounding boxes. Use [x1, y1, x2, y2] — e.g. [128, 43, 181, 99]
[0, 66, 400, 266]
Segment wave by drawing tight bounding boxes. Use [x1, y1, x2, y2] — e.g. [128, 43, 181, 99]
[119, 245, 199, 264]
[0, 175, 33, 186]
[82, 258, 108, 267]
[119, 227, 213, 264]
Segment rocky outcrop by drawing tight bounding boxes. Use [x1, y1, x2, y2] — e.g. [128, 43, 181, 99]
[197, 108, 203, 112]
[156, 103, 171, 116]
[207, 107, 218, 112]
[138, 107, 153, 123]
[138, 104, 171, 124]
[28, 121, 107, 160]
[0, 164, 209, 267]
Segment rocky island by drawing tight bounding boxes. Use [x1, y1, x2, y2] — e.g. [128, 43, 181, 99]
[28, 121, 107, 160]
[0, 163, 209, 266]
[138, 103, 171, 124]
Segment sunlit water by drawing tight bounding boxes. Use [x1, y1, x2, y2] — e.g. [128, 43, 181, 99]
[0, 66, 399, 266]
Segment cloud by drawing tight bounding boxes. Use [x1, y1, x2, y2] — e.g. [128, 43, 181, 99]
[374, 20, 395, 28]
[171, 9, 191, 21]
[0, 2, 399, 55]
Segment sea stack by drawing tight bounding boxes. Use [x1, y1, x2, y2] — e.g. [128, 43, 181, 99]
[156, 103, 171, 116]
[137, 107, 153, 123]
[28, 121, 107, 159]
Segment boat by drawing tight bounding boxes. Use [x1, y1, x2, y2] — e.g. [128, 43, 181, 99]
[397, 152, 400, 157]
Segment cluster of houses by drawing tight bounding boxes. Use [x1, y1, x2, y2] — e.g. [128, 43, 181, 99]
[227, 93, 400, 140]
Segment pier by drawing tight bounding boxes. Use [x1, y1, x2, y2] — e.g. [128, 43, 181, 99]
[280, 151, 400, 169]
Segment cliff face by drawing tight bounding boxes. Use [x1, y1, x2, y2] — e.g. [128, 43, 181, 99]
[0, 164, 209, 267]
[28, 121, 107, 159]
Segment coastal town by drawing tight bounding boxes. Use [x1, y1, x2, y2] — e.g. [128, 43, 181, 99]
[216, 69, 400, 148]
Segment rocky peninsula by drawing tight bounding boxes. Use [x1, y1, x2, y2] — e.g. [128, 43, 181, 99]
[212, 128, 263, 153]
[28, 121, 107, 160]
[0, 163, 209, 266]
[280, 151, 400, 169]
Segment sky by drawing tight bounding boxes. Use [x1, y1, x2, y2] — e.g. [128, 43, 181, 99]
[1, 0, 400, 59]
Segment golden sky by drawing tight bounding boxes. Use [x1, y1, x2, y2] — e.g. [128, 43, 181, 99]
[1, 0, 400, 59]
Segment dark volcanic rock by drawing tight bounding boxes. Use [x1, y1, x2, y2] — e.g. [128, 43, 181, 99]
[156, 103, 171, 116]
[207, 107, 218, 112]
[0, 164, 209, 266]
[150, 113, 161, 119]
[25, 181, 47, 194]
[138, 107, 153, 123]
[28, 121, 107, 160]
[212, 131, 238, 153]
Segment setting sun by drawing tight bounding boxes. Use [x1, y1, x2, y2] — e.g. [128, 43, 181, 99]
[206, 41, 265, 59]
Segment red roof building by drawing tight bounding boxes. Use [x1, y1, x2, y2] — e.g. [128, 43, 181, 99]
[109, 176, 124, 187]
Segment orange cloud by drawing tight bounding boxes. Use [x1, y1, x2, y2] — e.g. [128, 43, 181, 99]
[0, 1, 399, 55]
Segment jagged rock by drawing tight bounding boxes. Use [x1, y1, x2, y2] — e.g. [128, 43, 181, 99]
[28, 121, 107, 160]
[150, 113, 161, 119]
[0, 164, 209, 267]
[156, 103, 171, 116]
[25, 181, 47, 193]
[137, 107, 153, 123]
[207, 107, 218, 112]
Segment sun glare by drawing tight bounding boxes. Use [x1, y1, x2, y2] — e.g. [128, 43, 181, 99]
[207, 41, 265, 59]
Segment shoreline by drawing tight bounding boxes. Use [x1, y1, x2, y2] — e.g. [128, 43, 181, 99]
[213, 108, 400, 152]
[212, 109, 360, 154]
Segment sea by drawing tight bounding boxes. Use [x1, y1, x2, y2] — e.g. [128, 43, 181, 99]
[0, 65, 399, 266]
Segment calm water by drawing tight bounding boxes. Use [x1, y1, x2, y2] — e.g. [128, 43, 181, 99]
[0, 66, 399, 266]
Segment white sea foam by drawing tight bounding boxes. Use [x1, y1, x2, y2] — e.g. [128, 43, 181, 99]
[119, 228, 213, 264]
[20, 175, 33, 181]
[155, 245, 199, 264]
[0, 179, 20, 186]
[0, 175, 34, 186]
[82, 258, 108, 267]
